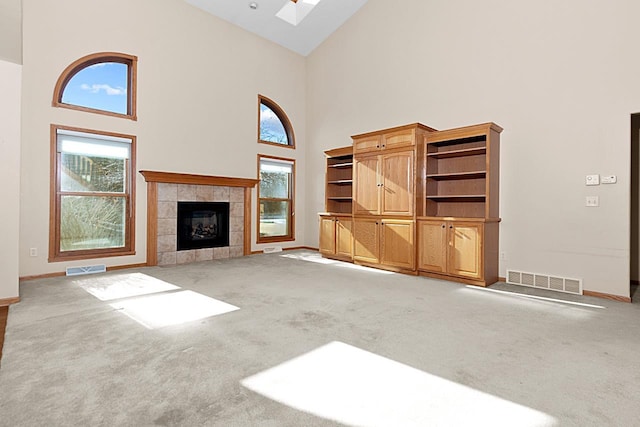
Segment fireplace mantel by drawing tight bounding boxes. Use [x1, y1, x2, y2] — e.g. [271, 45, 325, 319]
[140, 170, 259, 266]
[140, 170, 259, 188]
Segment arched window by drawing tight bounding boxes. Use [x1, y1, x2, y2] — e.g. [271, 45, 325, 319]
[53, 52, 137, 120]
[258, 95, 295, 148]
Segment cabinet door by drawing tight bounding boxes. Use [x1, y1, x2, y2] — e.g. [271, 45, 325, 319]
[380, 219, 415, 270]
[417, 220, 447, 273]
[353, 155, 380, 215]
[353, 218, 380, 264]
[381, 151, 414, 216]
[319, 216, 336, 255]
[382, 128, 415, 151]
[353, 135, 382, 154]
[449, 222, 483, 279]
[335, 217, 353, 258]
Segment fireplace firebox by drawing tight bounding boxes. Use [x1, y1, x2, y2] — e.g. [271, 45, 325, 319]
[177, 202, 229, 251]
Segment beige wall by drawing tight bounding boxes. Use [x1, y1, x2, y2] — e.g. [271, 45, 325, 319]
[0, 59, 21, 300]
[0, 0, 21, 64]
[20, 0, 307, 276]
[306, 0, 639, 298]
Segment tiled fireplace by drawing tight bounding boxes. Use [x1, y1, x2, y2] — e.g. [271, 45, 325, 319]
[140, 171, 259, 266]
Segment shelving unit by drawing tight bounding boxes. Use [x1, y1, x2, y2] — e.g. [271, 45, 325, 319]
[325, 147, 354, 214]
[418, 122, 502, 287]
[423, 124, 501, 219]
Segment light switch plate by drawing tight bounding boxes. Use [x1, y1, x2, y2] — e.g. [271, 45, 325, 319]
[586, 174, 600, 186]
[586, 196, 599, 207]
[602, 175, 617, 184]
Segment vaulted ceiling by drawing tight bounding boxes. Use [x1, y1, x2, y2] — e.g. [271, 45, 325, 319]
[184, 0, 369, 56]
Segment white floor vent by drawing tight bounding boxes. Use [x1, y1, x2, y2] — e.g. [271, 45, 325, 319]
[66, 264, 107, 276]
[263, 246, 283, 254]
[506, 270, 582, 295]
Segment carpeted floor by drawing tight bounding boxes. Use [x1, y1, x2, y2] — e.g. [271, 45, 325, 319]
[1, 250, 639, 426]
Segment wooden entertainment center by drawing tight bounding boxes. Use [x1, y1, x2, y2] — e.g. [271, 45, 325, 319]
[319, 122, 502, 287]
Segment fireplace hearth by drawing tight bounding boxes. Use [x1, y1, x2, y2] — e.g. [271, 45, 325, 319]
[177, 202, 229, 251]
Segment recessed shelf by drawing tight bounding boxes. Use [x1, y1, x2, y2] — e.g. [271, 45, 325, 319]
[327, 196, 352, 201]
[328, 162, 353, 168]
[328, 180, 353, 185]
[426, 147, 486, 159]
[426, 195, 486, 202]
[426, 171, 486, 180]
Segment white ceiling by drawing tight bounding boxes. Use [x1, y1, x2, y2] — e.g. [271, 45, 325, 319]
[184, 0, 369, 56]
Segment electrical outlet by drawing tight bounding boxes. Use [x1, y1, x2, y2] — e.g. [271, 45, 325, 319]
[500, 252, 507, 261]
[602, 175, 617, 184]
[586, 196, 599, 207]
[29, 248, 37, 257]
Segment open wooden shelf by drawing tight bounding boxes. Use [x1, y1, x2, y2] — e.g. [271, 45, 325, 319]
[325, 147, 354, 215]
[426, 147, 486, 159]
[328, 162, 353, 168]
[426, 171, 486, 180]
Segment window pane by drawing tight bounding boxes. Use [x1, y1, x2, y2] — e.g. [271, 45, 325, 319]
[259, 200, 290, 237]
[260, 170, 290, 198]
[61, 62, 128, 115]
[61, 153, 126, 193]
[260, 103, 288, 144]
[60, 195, 126, 251]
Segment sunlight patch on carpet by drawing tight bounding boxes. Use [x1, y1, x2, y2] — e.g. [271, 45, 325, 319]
[242, 341, 557, 427]
[280, 253, 394, 274]
[75, 272, 180, 301]
[109, 290, 239, 329]
[458, 286, 604, 320]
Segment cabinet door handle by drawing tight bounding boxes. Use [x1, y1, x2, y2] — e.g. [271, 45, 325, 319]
[449, 225, 453, 229]
[441, 224, 445, 228]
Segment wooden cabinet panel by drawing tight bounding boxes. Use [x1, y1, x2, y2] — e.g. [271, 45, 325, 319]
[353, 135, 382, 154]
[380, 220, 414, 269]
[381, 151, 414, 216]
[418, 220, 484, 281]
[417, 221, 447, 273]
[319, 216, 336, 255]
[449, 223, 482, 279]
[354, 156, 380, 215]
[335, 217, 353, 257]
[382, 128, 415, 151]
[353, 218, 380, 264]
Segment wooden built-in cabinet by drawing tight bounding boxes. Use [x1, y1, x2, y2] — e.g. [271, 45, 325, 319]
[353, 150, 414, 216]
[417, 123, 502, 286]
[325, 147, 354, 215]
[319, 121, 502, 287]
[319, 147, 354, 261]
[353, 217, 415, 271]
[319, 214, 353, 261]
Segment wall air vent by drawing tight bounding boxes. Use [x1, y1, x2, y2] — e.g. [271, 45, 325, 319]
[506, 269, 582, 295]
[263, 246, 283, 254]
[66, 264, 107, 276]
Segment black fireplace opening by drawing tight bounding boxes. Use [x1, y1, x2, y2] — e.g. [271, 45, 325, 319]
[177, 202, 229, 251]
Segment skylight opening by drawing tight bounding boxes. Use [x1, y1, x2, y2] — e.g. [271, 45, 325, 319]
[276, 0, 322, 26]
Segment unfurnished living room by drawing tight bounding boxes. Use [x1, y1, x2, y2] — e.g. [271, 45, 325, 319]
[2, 0, 640, 426]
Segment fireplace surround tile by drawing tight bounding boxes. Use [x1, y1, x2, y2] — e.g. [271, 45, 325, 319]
[177, 185, 197, 201]
[176, 250, 196, 265]
[158, 183, 178, 202]
[196, 185, 215, 202]
[141, 171, 258, 267]
[214, 187, 230, 201]
[213, 247, 230, 259]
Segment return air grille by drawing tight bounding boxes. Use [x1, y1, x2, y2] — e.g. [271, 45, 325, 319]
[506, 269, 582, 295]
[66, 264, 107, 276]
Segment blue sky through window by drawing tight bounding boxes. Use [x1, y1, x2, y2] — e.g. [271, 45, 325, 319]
[260, 103, 288, 144]
[62, 62, 128, 115]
